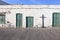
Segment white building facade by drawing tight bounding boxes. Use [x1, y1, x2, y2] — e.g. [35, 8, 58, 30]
[0, 5, 60, 28]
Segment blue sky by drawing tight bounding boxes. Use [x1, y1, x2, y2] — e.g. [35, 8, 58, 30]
[2, 0, 60, 5]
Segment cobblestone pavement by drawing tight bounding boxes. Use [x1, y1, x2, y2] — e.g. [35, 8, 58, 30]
[0, 27, 60, 40]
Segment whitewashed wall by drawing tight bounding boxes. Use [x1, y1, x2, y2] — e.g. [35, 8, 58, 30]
[0, 5, 60, 28]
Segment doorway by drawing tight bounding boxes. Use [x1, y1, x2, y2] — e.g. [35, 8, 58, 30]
[16, 13, 22, 27]
[26, 17, 34, 28]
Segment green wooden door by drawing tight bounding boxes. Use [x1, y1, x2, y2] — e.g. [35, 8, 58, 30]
[26, 17, 33, 28]
[16, 13, 22, 27]
[52, 13, 60, 27]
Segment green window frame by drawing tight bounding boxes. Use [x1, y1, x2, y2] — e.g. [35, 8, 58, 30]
[0, 15, 5, 24]
[26, 17, 34, 28]
[52, 12, 60, 27]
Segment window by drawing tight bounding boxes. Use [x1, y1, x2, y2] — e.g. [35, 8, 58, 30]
[0, 15, 5, 24]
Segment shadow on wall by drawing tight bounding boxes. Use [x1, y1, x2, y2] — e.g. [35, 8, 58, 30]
[1, 21, 15, 28]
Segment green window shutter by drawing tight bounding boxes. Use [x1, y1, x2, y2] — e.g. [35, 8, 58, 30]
[0, 16, 5, 24]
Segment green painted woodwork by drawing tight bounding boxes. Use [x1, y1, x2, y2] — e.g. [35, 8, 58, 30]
[0, 15, 5, 24]
[26, 17, 33, 28]
[52, 13, 60, 27]
[16, 13, 22, 27]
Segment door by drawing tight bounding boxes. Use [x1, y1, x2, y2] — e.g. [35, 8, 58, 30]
[26, 17, 33, 28]
[52, 13, 60, 27]
[16, 13, 22, 27]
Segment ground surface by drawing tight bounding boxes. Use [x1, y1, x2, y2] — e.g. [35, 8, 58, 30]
[0, 27, 60, 40]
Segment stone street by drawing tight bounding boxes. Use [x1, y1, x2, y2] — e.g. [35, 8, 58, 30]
[0, 27, 60, 40]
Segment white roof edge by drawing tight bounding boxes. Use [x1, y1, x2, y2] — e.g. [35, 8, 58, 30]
[0, 5, 60, 9]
